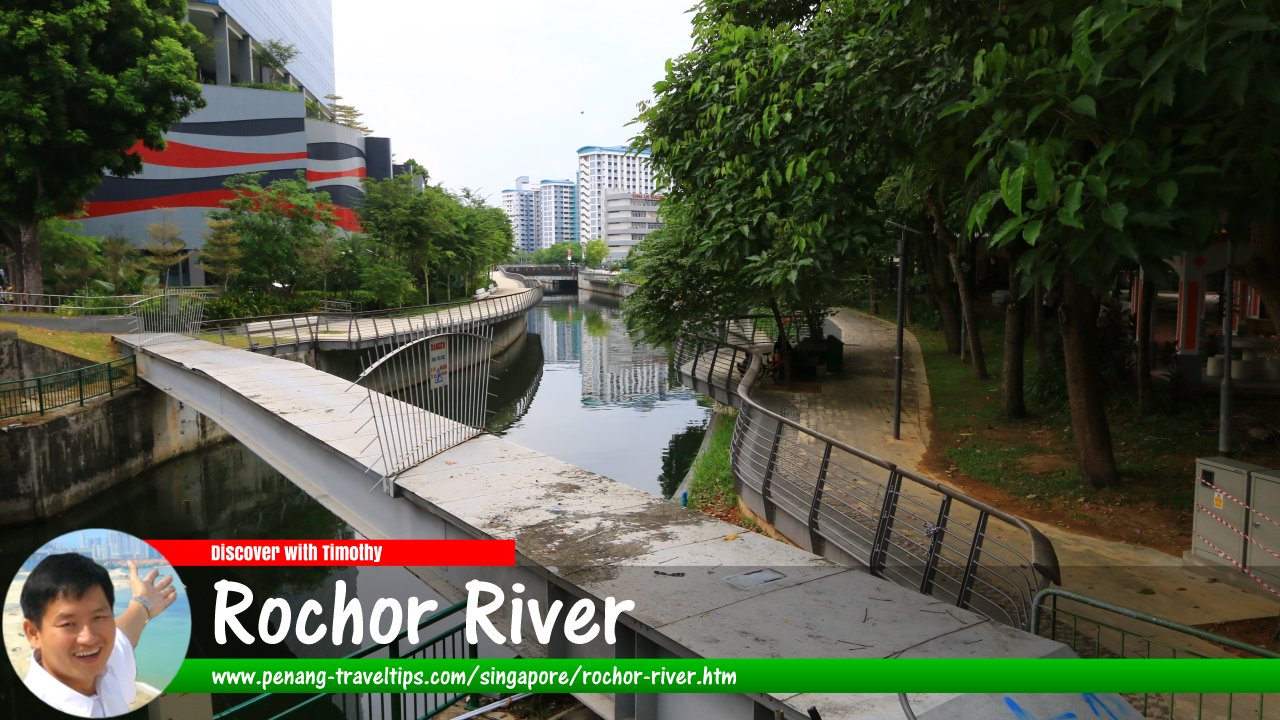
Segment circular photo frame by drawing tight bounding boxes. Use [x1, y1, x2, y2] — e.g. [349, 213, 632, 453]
[4, 529, 191, 718]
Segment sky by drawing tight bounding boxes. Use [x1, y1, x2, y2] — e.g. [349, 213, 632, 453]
[331, 1, 698, 205]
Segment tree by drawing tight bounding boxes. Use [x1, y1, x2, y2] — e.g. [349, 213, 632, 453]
[632, 0, 886, 349]
[41, 219, 103, 295]
[208, 172, 339, 293]
[199, 217, 244, 291]
[101, 234, 151, 293]
[583, 238, 609, 268]
[324, 94, 373, 135]
[0, 0, 204, 295]
[358, 175, 452, 302]
[955, 0, 1280, 484]
[145, 210, 190, 288]
[530, 242, 581, 266]
[253, 38, 298, 82]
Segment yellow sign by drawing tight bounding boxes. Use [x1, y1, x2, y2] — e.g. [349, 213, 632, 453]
[1214, 493, 1224, 510]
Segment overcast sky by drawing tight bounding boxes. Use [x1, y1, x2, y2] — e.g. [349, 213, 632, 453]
[332, 1, 697, 204]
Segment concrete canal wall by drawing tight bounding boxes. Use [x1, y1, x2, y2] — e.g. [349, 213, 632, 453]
[0, 384, 229, 526]
[577, 270, 638, 299]
[0, 310, 526, 528]
[0, 331, 92, 381]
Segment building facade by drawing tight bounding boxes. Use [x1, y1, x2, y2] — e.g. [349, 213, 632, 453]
[536, 179, 578, 249]
[604, 191, 664, 261]
[501, 177, 540, 254]
[74, 1, 390, 285]
[576, 146, 656, 247]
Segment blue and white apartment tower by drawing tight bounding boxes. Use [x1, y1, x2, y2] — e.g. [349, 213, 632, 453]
[74, 1, 395, 286]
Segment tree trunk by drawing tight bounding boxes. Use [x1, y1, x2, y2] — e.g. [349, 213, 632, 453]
[1136, 271, 1156, 415]
[1059, 272, 1119, 487]
[1001, 254, 1027, 419]
[920, 231, 961, 353]
[1237, 218, 1280, 336]
[925, 193, 988, 378]
[1033, 284, 1046, 364]
[18, 218, 42, 300]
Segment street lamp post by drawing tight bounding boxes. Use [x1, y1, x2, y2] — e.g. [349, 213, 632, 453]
[885, 221, 925, 441]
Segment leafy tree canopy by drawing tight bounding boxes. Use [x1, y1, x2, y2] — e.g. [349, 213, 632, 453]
[0, 0, 204, 293]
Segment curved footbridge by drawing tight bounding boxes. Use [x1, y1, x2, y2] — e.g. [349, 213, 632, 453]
[116, 326, 1139, 720]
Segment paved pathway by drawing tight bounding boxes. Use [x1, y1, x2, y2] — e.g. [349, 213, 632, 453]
[747, 309, 1276, 644]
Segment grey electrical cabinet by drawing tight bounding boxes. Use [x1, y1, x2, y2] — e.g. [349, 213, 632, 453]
[1191, 457, 1268, 568]
[1247, 469, 1280, 588]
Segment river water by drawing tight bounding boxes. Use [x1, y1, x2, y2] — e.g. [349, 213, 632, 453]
[0, 293, 708, 715]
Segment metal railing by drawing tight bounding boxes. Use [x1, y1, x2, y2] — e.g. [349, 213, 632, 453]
[1032, 589, 1278, 719]
[355, 328, 495, 487]
[0, 291, 165, 315]
[0, 356, 137, 419]
[195, 288, 543, 353]
[674, 317, 1060, 631]
[213, 600, 475, 720]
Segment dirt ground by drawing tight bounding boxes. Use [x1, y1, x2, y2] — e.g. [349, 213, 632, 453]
[921, 406, 1280, 559]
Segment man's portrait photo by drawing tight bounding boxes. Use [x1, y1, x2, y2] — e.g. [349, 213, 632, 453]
[5, 530, 190, 718]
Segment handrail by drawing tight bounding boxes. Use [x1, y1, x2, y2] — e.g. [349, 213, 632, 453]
[675, 318, 1061, 630]
[0, 356, 138, 419]
[1031, 588, 1279, 659]
[195, 287, 543, 353]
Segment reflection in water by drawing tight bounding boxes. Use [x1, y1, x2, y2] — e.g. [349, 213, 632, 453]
[499, 297, 710, 497]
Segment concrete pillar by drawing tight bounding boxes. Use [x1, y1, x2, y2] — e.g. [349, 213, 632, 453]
[237, 35, 253, 85]
[212, 12, 231, 86]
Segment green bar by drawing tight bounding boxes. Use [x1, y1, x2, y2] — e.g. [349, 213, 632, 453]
[167, 658, 1280, 695]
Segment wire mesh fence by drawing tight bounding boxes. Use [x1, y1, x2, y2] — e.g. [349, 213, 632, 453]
[674, 320, 1060, 631]
[1032, 589, 1278, 719]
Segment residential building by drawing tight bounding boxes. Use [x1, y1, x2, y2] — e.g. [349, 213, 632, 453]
[604, 191, 664, 261]
[74, 1, 392, 285]
[501, 177, 540, 254]
[536, 179, 578, 249]
[576, 146, 656, 245]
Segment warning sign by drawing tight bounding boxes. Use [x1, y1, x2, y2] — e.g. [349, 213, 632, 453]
[1213, 492, 1224, 510]
[429, 339, 449, 388]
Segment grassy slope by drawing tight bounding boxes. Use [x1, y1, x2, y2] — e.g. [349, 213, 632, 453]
[0, 321, 123, 364]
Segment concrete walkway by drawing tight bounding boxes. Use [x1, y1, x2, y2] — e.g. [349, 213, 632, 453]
[748, 308, 1276, 642]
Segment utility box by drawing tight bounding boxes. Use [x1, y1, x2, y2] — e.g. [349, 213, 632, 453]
[1191, 457, 1268, 568]
[1247, 469, 1280, 588]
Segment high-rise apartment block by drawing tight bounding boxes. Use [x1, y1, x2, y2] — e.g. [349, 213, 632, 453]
[576, 146, 658, 260]
[501, 177, 579, 254]
[538, 179, 578, 249]
[501, 177, 540, 254]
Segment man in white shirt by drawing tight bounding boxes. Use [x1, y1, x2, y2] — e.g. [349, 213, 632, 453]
[20, 553, 178, 718]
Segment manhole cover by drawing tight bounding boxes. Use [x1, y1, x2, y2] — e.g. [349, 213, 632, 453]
[725, 568, 786, 589]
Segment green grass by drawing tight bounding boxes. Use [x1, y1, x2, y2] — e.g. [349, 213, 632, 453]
[849, 298, 1219, 517]
[687, 408, 738, 512]
[0, 321, 123, 363]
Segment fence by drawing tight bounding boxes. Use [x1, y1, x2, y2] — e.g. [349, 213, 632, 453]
[0, 291, 187, 316]
[674, 317, 1060, 631]
[355, 328, 495, 486]
[0, 357, 137, 420]
[213, 600, 475, 720]
[1032, 589, 1278, 719]
[196, 288, 543, 353]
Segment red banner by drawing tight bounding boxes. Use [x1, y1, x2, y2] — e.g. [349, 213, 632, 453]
[146, 539, 514, 567]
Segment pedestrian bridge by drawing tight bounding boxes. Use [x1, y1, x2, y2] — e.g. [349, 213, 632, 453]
[115, 297, 1137, 720]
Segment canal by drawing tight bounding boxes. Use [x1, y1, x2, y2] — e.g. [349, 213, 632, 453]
[0, 293, 709, 716]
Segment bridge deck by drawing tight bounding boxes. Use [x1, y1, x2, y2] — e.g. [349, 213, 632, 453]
[116, 333, 1134, 720]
